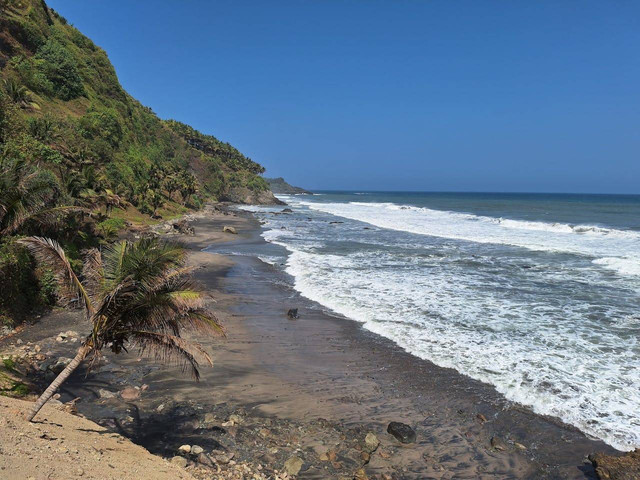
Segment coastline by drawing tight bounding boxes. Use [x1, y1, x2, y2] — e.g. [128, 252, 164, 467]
[0, 205, 620, 479]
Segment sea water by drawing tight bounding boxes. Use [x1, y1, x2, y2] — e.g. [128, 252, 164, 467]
[239, 192, 640, 451]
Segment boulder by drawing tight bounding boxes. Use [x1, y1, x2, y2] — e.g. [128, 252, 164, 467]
[223, 226, 237, 234]
[191, 445, 204, 455]
[284, 456, 304, 476]
[170, 456, 187, 468]
[178, 444, 191, 454]
[387, 422, 416, 444]
[364, 432, 380, 453]
[287, 308, 299, 319]
[282, 208, 293, 213]
[589, 448, 640, 480]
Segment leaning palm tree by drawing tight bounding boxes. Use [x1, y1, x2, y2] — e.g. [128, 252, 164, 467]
[19, 236, 222, 422]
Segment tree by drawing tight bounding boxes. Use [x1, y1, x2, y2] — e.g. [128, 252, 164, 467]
[180, 172, 197, 206]
[145, 188, 164, 217]
[0, 158, 77, 236]
[19, 236, 222, 422]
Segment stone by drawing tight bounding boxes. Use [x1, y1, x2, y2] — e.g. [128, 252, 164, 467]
[228, 414, 243, 424]
[364, 432, 380, 453]
[284, 456, 304, 476]
[49, 357, 72, 375]
[213, 452, 234, 465]
[178, 444, 191, 454]
[191, 445, 204, 455]
[98, 389, 116, 399]
[387, 422, 416, 444]
[120, 387, 140, 401]
[589, 448, 640, 480]
[476, 413, 488, 423]
[490, 436, 507, 451]
[170, 456, 187, 468]
[223, 226, 237, 234]
[282, 208, 293, 213]
[172, 220, 194, 235]
[287, 308, 299, 319]
[203, 413, 215, 423]
[355, 468, 369, 480]
[197, 453, 214, 467]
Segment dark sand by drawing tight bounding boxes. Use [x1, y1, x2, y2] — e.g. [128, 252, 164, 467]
[2, 207, 617, 479]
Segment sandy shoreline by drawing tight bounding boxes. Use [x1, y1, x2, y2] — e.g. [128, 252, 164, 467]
[0, 205, 620, 479]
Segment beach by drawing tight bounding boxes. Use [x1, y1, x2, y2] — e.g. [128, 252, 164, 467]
[1, 204, 623, 479]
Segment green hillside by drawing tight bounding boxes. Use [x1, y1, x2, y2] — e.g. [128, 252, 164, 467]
[0, 0, 281, 326]
[0, 0, 277, 210]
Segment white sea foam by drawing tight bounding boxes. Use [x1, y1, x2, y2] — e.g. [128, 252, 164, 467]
[298, 201, 640, 277]
[281, 245, 640, 451]
[248, 197, 640, 450]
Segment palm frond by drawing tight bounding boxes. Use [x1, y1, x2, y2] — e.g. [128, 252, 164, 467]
[81, 248, 105, 305]
[18, 236, 95, 316]
[128, 330, 213, 380]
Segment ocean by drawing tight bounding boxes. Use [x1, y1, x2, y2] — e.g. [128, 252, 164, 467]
[237, 192, 640, 451]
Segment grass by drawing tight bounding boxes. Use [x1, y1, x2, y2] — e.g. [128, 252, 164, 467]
[0, 356, 30, 398]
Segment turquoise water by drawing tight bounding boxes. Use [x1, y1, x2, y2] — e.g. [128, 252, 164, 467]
[241, 192, 640, 450]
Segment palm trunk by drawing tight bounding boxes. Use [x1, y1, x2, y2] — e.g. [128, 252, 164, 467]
[26, 343, 92, 422]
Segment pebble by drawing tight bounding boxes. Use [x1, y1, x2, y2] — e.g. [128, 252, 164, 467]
[170, 456, 187, 468]
[364, 432, 380, 453]
[284, 456, 304, 476]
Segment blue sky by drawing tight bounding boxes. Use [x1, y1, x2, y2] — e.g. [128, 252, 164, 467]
[47, 1, 640, 193]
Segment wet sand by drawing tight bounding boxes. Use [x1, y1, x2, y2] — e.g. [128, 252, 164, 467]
[2, 206, 617, 479]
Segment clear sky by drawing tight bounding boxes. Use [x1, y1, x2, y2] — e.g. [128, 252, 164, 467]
[47, 1, 640, 194]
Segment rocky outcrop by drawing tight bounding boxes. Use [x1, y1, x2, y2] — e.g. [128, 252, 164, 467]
[265, 177, 311, 195]
[590, 449, 640, 480]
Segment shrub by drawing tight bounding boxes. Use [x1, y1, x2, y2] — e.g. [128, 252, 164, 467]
[79, 108, 123, 147]
[10, 55, 55, 96]
[0, 240, 41, 325]
[35, 39, 85, 100]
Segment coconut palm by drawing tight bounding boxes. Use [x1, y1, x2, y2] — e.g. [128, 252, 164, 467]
[19, 236, 222, 422]
[0, 158, 81, 236]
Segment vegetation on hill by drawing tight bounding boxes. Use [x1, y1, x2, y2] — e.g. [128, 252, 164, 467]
[0, 0, 276, 327]
[266, 177, 311, 195]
